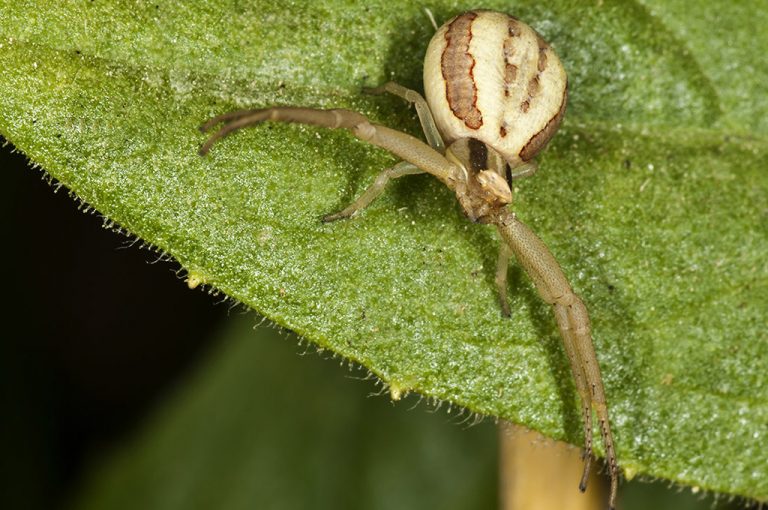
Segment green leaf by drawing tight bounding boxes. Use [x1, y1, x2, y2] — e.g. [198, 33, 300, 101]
[73, 318, 498, 510]
[1, 0, 766, 502]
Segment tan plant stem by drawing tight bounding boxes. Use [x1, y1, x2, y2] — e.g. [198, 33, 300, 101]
[499, 421, 604, 510]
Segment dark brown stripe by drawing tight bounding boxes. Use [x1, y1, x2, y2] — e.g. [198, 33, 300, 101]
[519, 84, 568, 161]
[468, 138, 488, 172]
[504, 64, 518, 97]
[528, 76, 540, 98]
[521, 34, 551, 112]
[503, 19, 520, 98]
[508, 19, 520, 37]
[538, 50, 548, 72]
[441, 12, 483, 129]
[536, 34, 549, 72]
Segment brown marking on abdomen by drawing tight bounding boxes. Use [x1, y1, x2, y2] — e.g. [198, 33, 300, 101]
[537, 49, 548, 72]
[503, 64, 518, 98]
[503, 19, 520, 98]
[536, 34, 549, 72]
[441, 12, 483, 129]
[520, 36, 551, 112]
[519, 84, 568, 161]
[528, 76, 540, 98]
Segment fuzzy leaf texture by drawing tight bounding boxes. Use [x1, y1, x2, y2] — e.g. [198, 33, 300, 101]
[1, 0, 766, 502]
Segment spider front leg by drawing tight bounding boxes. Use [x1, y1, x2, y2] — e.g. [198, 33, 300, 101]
[495, 243, 512, 317]
[552, 300, 595, 491]
[556, 297, 618, 509]
[494, 210, 618, 510]
[199, 106, 459, 188]
[495, 223, 597, 480]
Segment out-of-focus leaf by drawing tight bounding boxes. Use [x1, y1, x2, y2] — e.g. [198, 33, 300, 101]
[73, 318, 496, 510]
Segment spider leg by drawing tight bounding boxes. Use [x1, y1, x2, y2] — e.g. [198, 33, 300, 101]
[323, 161, 423, 222]
[364, 82, 445, 152]
[495, 243, 512, 317]
[494, 210, 618, 510]
[562, 298, 619, 510]
[553, 301, 595, 492]
[199, 108, 268, 132]
[509, 160, 539, 180]
[200, 107, 457, 186]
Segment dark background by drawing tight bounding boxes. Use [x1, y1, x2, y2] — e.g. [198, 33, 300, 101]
[1, 137, 227, 508]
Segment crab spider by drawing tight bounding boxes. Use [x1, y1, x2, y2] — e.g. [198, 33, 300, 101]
[199, 10, 618, 509]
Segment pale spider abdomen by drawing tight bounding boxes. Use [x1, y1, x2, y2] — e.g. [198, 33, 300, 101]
[423, 10, 568, 167]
